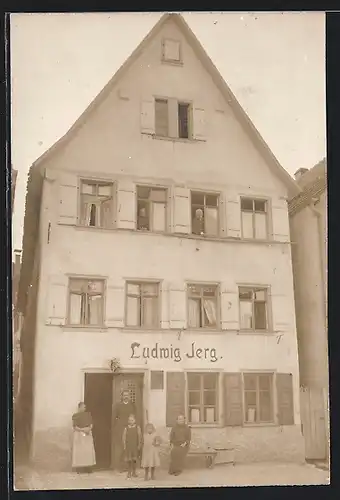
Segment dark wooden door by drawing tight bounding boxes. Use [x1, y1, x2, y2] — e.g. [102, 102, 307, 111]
[84, 373, 113, 469]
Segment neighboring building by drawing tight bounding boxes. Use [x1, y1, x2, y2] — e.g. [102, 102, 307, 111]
[12, 168, 18, 214]
[13, 249, 23, 404]
[289, 159, 328, 461]
[17, 13, 304, 472]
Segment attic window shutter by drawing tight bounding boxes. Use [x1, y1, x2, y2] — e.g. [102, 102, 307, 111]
[46, 275, 68, 326]
[162, 39, 181, 62]
[226, 195, 241, 238]
[224, 373, 243, 426]
[173, 187, 190, 234]
[166, 372, 185, 427]
[192, 107, 206, 141]
[276, 373, 294, 425]
[117, 180, 136, 230]
[106, 281, 125, 328]
[271, 199, 290, 242]
[58, 173, 79, 225]
[141, 99, 155, 135]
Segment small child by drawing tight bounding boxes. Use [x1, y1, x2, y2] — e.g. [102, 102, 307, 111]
[141, 423, 161, 481]
[122, 414, 142, 479]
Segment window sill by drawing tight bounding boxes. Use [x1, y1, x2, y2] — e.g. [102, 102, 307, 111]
[242, 422, 277, 428]
[122, 327, 162, 333]
[152, 135, 200, 144]
[75, 224, 116, 232]
[61, 325, 108, 332]
[161, 59, 184, 67]
[237, 330, 275, 336]
[189, 423, 222, 428]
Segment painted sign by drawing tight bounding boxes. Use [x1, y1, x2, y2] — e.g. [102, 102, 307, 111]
[130, 341, 220, 363]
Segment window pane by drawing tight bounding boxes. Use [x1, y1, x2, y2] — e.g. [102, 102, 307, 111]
[245, 404, 257, 423]
[244, 391, 257, 405]
[142, 297, 158, 328]
[254, 302, 267, 330]
[259, 374, 271, 390]
[97, 184, 112, 197]
[188, 284, 201, 296]
[205, 207, 218, 236]
[240, 300, 253, 329]
[254, 200, 266, 212]
[142, 283, 158, 295]
[254, 289, 266, 301]
[203, 299, 217, 327]
[69, 294, 82, 324]
[70, 279, 87, 293]
[259, 391, 272, 422]
[254, 212, 267, 239]
[242, 211, 253, 238]
[192, 209, 205, 235]
[126, 296, 140, 326]
[149, 188, 166, 203]
[127, 283, 140, 295]
[100, 199, 112, 228]
[152, 203, 166, 232]
[188, 298, 201, 328]
[239, 288, 253, 300]
[178, 103, 189, 139]
[204, 391, 216, 405]
[244, 374, 257, 390]
[205, 407, 216, 423]
[188, 391, 200, 405]
[202, 286, 216, 297]
[88, 295, 103, 325]
[189, 408, 201, 423]
[203, 373, 217, 389]
[188, 373, 201, 390]
[137, 186, 151, 199]
[241, 198, 253, 211]
[191, 192, 205, 206]
[88, 281, 103, 293]
[206, 195, 218, 207]
[137, 200, 150, 230]
[81, 183, 95, 195]
[155, 99, 168, 137]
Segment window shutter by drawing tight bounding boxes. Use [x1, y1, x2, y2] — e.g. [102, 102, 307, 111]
[173, 186, 190, 234]
[106, 281, 125, 328]
[276, 373, 294, 425]
[141, 99, 155, 135]
[271, 293, 291, 333]
[192, 106, 206, 141]
[226, 195, 241, 238]
[160, 284, 170, 329]
[46, 275, 68, 326]
[57, 173, 79, 225]
[219, 195, 226, 237]
[220, 289, 239, 331]
[168, 98, 179, 138]
[169, 284, 187, 330]
[271, 199, 290, 242]
[224, 373, 243, 426]
[166, 372, 185, 427]
[116, 180, 136, 230]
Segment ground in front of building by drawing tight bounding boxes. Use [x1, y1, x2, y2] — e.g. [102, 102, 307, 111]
[15, 462, 329, 490]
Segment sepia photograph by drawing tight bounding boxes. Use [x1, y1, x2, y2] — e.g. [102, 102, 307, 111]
[11, 11, 328, 490]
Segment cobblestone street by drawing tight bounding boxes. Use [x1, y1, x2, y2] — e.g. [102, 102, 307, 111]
[15, 462, 329, 490]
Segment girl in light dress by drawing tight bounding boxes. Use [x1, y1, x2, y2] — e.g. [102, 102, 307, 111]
[141, 422, 162, 481]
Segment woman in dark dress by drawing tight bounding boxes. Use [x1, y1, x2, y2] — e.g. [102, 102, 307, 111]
[112, 390, 137, 471]
[169, 414, 191, 476]
[122, 414, 142, 479]
[71, 402, 96, 474]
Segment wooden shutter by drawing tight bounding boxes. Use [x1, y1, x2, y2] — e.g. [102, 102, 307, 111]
[141, 99, 155, 135]
[169, 284, 186, 329]
[192, 106, 206, 141]
[173, 186, 190, 234]
[57, 173, 79, 225]
[166, 372, 185, 427]
[218, 194, 226, 237]
[226, 195, 241, 238]
[224, 373, 243, 426]
[220, 289, 239, 331]
[276, 373, 294, 425]
[160, 284, 170, 329]
[106, 281, 125, 328]
[271, 198, 290, 242]
[116, 180, 136, 230]
[271, 293, 291, 333]
[168, 98, 178, 138]
[45, 275, 68, 326]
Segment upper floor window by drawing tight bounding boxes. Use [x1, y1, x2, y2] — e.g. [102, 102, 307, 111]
[191, 192, 219, 236]
[162, 38, 182, 64]
[80, 180, 114, 229]
[243, 372, 274, 424]
[137, 186, 167, 233]
[187, 372, 219, 424]
[126, 282, 160, 328]
[187, 284, 218, 329]
[68, 278, 105, 326]
[241, 198, 268, 240]
[239, 286, 268, 331]
[155, 98, 192, 139]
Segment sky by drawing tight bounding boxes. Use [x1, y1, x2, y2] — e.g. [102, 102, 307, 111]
[10, 11, 326, 251]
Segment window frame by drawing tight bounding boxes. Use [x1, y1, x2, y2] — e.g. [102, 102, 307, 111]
[154, 96, 193, 141]
[242, 371, 276, 426]
[190, 190, 220, 237]
[161, 38, 183, 65]
[67, 277, 106, 327]
[125, 280, 161, 330]
[186, 371, 220, 426]
[79, 178, 115, 229]
[136, 185, 169, 234]
[240, 196, 269, 241]
[186, 282, 220, 330]
[238, 285, 270, 333]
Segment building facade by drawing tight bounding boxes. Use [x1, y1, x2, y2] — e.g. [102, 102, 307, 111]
[17, 14, 304, 472]
[289, 160, 328, 461]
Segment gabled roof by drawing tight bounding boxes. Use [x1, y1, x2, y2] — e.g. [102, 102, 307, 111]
[289, 158, 326, 216]
[32, 13, 300, 197]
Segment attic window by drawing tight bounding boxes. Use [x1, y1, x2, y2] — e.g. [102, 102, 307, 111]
[162, 39, 182, 63]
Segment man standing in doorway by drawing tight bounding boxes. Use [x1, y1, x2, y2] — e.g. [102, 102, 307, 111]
[112, 390, 137, 471]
